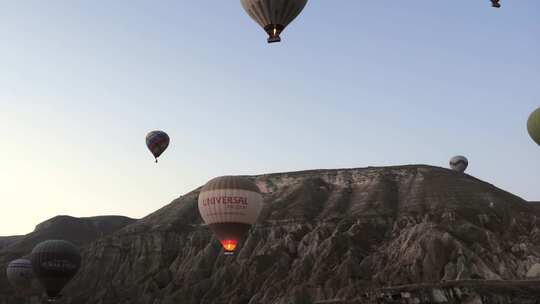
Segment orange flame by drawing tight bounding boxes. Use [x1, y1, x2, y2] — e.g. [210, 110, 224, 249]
[221, 239, 238, 252]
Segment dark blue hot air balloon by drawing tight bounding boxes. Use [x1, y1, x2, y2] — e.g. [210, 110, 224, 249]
[31, 240, 81, 302]
[145, 130, 170, 163]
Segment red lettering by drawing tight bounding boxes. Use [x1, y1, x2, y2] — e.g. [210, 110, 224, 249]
[203, 196, 248, 206]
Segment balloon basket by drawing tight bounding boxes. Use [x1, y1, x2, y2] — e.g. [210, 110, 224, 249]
[267, 36, 281, 43]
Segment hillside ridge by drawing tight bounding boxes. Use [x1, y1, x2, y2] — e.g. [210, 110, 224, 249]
[2, 165, 540, 304]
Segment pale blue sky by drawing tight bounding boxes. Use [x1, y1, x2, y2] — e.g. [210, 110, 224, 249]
[1, 1, 539, 235]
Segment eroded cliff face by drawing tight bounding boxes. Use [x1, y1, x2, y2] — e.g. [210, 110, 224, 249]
[0, 215, 136, 303]
[2, 166, 540, 304]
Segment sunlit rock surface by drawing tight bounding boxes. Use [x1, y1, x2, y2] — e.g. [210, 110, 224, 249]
[1, 165, 540, 303]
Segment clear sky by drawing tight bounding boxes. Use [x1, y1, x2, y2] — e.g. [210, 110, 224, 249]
[1, 1, 539, 236]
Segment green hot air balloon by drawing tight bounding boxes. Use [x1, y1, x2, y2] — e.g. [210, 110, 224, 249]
[527, 107, 540, 145]
[31, 240, 81, 302]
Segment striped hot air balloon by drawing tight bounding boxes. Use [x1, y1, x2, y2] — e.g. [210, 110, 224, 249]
[527, 107, 540, 146]
[198, 176, 263, 255]
[6, 259, 35, 295]
[145, 130, 170, 163]
[449, 155, 468, 173]
[240, 0, 309, 43]
[31, 240, 81, 302]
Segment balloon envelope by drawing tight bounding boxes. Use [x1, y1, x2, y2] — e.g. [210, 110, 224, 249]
[449, 155, 468, 173]
[240, 0, 308, 43]
[6, 259, 35, 295]
[31, 240, 81, 300]
[145, 130, 170, 162]
[198, 176, 263, 254]
[527, 107, 540, 145]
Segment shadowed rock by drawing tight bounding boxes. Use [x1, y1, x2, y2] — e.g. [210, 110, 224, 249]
[0, 236, 23, 251]
[0, 215, 136, 303]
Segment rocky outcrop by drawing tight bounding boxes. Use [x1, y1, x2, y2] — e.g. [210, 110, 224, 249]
[2, 165, 540, 304]
[0, 236, 22, 251]
[0, 215, 136, 302]
[349, 280, 540, 303]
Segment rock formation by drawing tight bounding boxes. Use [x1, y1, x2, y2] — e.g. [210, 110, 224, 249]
[2, 165, 540, 303]
[0, 236, 22, 251]
[0, 215, 135, 303]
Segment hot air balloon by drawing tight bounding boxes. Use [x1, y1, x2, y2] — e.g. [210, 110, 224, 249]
[527, 107, 540, 145]
[146, 130, 170, 163]
[6, 259, 35, 295]
[240, 0, 309, 43]
[198, 176, 263, 254]
[449, 155, 468, 173]
[31, 240, 81, 302]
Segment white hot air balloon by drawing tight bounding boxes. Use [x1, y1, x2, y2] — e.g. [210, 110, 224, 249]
[240, 0, 309, 43]
[198, 176, 263, 254]
[449, 155, 469, 173]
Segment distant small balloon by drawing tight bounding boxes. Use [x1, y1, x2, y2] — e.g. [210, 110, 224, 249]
[31, 240, 81, 301]
[449, 155, 468, 173]
[527, 107, 540, 146]
[6, 259, 35, 295]
[491, 0, 501, 8]
[241, 0, 308, 43]
[146, 130, 170, 163]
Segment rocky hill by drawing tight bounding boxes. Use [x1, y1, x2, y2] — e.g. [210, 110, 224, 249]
[0, 215, 135, 302]
[0, 236, 22, 251]
[2, 165, 540, 304]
